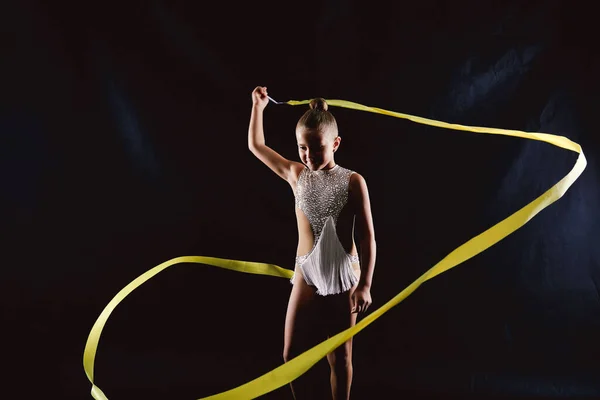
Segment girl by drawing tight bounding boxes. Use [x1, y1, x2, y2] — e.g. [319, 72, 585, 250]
[248, 86, 376, 400]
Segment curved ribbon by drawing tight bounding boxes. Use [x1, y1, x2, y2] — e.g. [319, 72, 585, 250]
[84, 98, 586, 399]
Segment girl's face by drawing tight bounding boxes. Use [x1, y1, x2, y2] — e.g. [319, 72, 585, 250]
[296, 128, 340, 171]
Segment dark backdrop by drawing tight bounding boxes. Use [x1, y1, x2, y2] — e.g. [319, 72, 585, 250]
[3, 1, 600, 399]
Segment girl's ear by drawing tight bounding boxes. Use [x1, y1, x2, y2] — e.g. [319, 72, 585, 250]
[334, 136, 342, 151]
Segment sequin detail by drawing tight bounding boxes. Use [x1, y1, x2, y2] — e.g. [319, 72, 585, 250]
[292, 165, 359, 295]
[295, 165, 353, 240]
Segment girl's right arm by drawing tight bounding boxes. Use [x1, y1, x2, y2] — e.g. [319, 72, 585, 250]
[248, 86, 303, 183]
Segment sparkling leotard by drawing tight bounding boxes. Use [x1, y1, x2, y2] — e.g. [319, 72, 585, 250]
[291, 164, 359, 295]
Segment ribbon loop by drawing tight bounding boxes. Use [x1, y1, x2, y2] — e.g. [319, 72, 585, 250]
[84, 99, 586, 399]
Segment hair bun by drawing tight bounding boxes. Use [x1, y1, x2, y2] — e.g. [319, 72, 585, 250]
[309, 98, 328, 111]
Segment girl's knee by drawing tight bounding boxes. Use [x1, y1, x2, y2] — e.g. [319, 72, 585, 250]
[283, 345, 298, 363]
[284, 340, 314, 363]
[328, 348, 352, 370]
[283, 349, 291, 363]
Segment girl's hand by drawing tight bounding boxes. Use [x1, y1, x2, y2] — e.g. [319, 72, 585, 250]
[351, 285, 372, 314]
[252, 86, 269, 111]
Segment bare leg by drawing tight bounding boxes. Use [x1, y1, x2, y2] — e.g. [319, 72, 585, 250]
[325, 271, 360, 400]
[283, 267, 325, 399]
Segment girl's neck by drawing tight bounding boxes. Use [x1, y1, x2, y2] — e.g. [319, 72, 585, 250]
[312, 163, 338, 172]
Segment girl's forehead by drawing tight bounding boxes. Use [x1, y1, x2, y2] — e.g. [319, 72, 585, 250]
[296, 128, 330, 144]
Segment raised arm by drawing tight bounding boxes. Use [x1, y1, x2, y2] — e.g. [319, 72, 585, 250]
[248, 86, 303, 183]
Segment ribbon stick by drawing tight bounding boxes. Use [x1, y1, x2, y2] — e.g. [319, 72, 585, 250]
[267, 95, 286, 105]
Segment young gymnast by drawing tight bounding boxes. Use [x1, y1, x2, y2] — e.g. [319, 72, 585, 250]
[248, 86, 376, 399]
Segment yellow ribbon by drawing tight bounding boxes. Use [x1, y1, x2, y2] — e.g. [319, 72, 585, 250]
[83, 99, 586, 399]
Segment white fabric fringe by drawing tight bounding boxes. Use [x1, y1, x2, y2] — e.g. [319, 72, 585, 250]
[291, 216, 359, 296]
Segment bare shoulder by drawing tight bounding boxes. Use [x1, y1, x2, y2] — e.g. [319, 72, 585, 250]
[290, 162, 306, 178]
[287, 162, 307, 194]
[349, 171, 368, 193]
[348, 171, 371, 207]
[289, 162, 306, 183]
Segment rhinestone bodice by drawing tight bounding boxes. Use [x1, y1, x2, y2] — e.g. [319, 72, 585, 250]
[294, 164, 354, 240]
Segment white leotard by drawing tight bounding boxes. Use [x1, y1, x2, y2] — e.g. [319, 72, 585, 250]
[291, 164, 359, 295]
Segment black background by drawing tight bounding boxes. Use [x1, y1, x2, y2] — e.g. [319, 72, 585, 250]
[3, 0, 600, 399]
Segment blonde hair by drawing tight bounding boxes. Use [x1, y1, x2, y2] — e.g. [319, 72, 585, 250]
[296, 98, 338, 140]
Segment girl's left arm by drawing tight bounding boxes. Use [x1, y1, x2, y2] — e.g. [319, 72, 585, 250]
[350, 173, 376, 289]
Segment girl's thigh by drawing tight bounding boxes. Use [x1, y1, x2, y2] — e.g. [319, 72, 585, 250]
[284, 267, 327, 357]
[323, 283, 358, 338]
